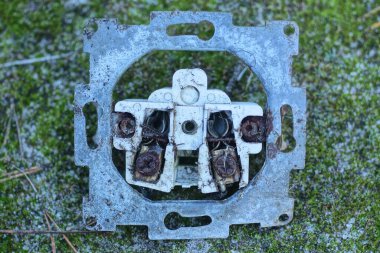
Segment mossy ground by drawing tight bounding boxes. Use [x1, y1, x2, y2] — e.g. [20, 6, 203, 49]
[0, 1, 379, 252]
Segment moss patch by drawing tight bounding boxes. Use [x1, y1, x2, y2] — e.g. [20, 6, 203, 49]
[0, 0, 379, 252]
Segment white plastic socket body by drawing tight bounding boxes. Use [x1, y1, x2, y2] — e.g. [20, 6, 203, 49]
[113, 68, 263, 193]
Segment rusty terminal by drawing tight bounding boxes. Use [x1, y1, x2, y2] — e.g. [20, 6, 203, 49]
[116, 113, 136, 138]
[214, 153, 238, 177]
[240, 116, 266, 142]
[135, 150, 161, 176]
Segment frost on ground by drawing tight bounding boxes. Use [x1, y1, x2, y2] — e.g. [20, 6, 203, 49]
[0, 1, 379, 252]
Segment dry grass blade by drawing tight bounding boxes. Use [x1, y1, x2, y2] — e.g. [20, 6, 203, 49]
[0, 230, 105, 235]
[363, 6, 380, 18]
[370, 22, 380, 30]
[15, 167, 38, 192]
[0, 52, 73, 68]
[45, 211, 78, 253]
[44, 212, 57, 253]
[11, 103, 24, 159]
[1, 117, 11, 149]
[0, 167, 42, 183]
[225, 63, 245, 94]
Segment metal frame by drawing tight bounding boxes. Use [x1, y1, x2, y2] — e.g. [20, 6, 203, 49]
[74, 11, 306, 240]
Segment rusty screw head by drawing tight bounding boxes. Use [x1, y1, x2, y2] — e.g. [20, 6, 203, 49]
[244, 122, 258, 136]
[215, 154, 237, 177]
[241, 116, 265, 142]
[135, 151, 160, 176]
[118, 117, 136, 137]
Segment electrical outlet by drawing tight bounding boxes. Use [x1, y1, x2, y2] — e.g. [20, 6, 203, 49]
[74, 11, 306, 240]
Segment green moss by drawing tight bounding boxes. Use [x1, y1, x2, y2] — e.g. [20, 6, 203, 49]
[1, 0, 379, 252]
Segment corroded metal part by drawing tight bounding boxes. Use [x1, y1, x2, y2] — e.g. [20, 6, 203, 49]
[115, 112, 136, 138]
[214, 153, 237, 177]
[136, 151, 159, 176]
[240, 116, 266, 142]
[135, 145, 164, 181]
[211, 147, 240, 192]
[74, 11, 306, 240]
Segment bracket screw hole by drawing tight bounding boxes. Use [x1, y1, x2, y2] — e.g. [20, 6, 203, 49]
[279, 214, 289, 222]
[283, 24, 295, 36]
[84, 19, 98, 38]
[85, 216, 97, 227]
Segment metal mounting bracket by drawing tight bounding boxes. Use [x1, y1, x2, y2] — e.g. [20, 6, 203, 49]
[74, 11, 306, 240]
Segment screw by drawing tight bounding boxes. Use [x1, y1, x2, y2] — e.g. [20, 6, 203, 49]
[135, 151, 160, 176]
[241, 116, 265, 142]
[118, 117, 135, 137]
[215, 154, 237, 177]
[241, 121, 257, 136]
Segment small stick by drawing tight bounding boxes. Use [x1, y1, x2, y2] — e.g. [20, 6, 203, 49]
[12, 103, 24, 160]
[363, 6, 380, 19]
[0, 167, 42, 183]
[2, 166, 41, 177]
[0, 53, 73, 68]
[45, 212, 78, 253]
[15, 167, 38, 192]
[371, 22, 380, 30]
[1, 117, 11, 149]
[226, 63, 245, 94]
[44, 213, 56, 253]
[0, 229, 104, 235]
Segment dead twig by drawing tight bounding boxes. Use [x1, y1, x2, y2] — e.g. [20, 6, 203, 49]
[12, 103, 24, 160]
[370, 22, 380, 30]
[2, 167, 41, 177]
[0, 167, 42, 183]
[44, 212, 57, 253]
[0, 229, 106, 235]
[15, 167, 38, 192]
[45, 211, 78, 253]
[225, 63, 246, 95]
[1, 117, 11, 149]
[363, 6, 380, 19]
[0, 52, 73, 68]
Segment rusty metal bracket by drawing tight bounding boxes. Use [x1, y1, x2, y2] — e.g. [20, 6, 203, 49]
[74, 11, 306, 240]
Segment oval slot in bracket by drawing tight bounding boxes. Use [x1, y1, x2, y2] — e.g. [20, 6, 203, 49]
[276, 104, 296, 152]
[166, 20, 215, 41]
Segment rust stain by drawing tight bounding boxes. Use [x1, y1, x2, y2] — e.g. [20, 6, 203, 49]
[214, 153, 238, 177]
[135, 151, 160, 176]
[267, 143, 278, 159]
[114, 112, 136, 138]
[265, 109, 274, 137]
